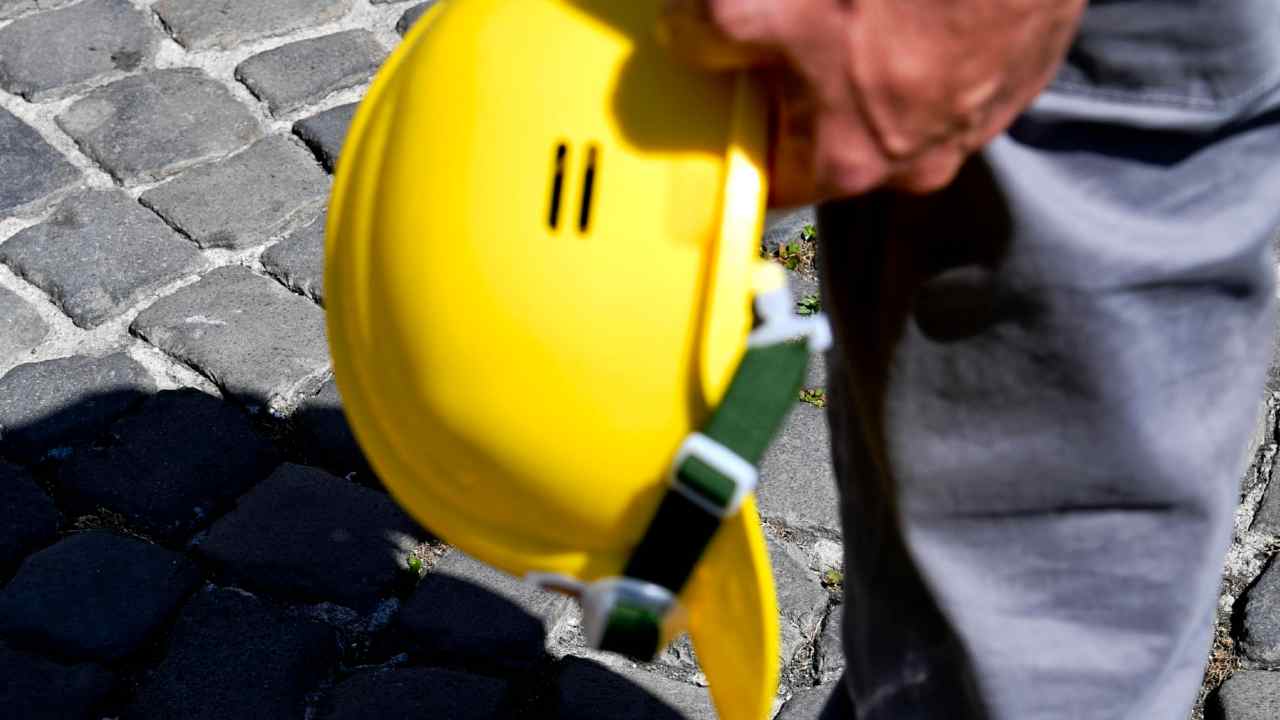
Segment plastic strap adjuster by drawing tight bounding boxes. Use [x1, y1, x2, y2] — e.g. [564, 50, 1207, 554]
[670, 432, 758, 518]
[526, 573, 683, 660]
[747, 285, 833, 353]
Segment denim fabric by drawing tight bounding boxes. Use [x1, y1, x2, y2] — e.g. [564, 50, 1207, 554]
[817, 2, 1280, 718]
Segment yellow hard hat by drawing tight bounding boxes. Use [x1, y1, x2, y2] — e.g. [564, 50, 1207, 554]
[325, 2, 830, 718]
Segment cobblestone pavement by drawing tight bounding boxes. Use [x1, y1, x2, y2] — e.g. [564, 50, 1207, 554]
[0, 2, 1276, 719]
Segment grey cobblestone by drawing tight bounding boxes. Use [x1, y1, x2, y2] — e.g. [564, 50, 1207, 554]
[0, 190, 206, 329]
[0, 642, 114, 720]
[0, 531, 200, 662]
[768, 538, 830, 668]
[0, 352, 154, 464]
[57, 68, 261, 185]
[816, 606, 844, 684]
[129, 586, 339, 720]
[0, 1, 75, 24]
[1252, 463, 1280, 534]
[130, 266, 330, 408]
[294, 104, 357, 172]
[1241, 554, 1280, 664]
[396, 2, 437, 36]
[758, 403, 840, 534]
[317, 667, 511, 720]
[0, 106, 80, 215]
[262, 210, 326, 304]
[0, 461, 58, 576]
[236, 30, 387, 116]
[1209, 670, 1280, 720]
[57, 390, 280, 541]
[0, 0, 158, 101]
[554, 655, 714, 720]
[777, 683, 840, 720]
[0, 285, 48, 368]
[393, 549, 573, 671]
[198, 463, 428, 610]
[153, 0, 353, 51]
[140, 135, 329, 250]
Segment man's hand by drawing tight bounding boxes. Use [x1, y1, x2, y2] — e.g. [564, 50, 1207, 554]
[656, 0, 1086, 206]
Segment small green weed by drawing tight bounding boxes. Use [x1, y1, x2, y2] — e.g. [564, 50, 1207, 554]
[821, 568, 844, 589]
[796, 295, 821, 316]
[800, 223, 817, 243]
[799, 388, 826, 408]
[407, 555, 424, 576]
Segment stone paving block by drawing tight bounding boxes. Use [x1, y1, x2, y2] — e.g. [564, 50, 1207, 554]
[237, 30, 386, 116]
[393, 549, 574, 671]
[816, 605, 844, 684]
[396, 1, 438, 36]
[1251, 462, 1280, 534]
[140, 135, 329, 250]
[317, 667, 510, 720]
[57, 390, 280, 541]
[131, 266, 330, 407]
[0, 107, 79, 215]
[198, 463, 428, 610]
[0, 642, 114, 720]
[0, 461, 59, 575]
[262, 211, 325, 304]
[777, 683, 840, 720]
[553, 656, 713, 720]
[758, 403, 840, 534]
[0, 530, 200, 662]
[0, 352, 154, 464]
[293, 377, 374, 479]
[1209, 670, 1280, 720]
[0, 190, 206, 329]
[0, 0, 158, 101]
[0, 285, 48, 367]
[130, 586, 339, 720]
[769, 538, 830, 667]
[57, 68, 261, 185]
[294, 104, 356, 172]
[154, 0, 351, 51]
[1240, 554, 1280, 663]
[763, 206, 817, 256]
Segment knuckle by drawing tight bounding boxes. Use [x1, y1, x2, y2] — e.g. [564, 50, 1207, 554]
[705, 0, 778, 44]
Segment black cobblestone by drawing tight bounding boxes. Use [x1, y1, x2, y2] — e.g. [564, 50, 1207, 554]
[140, 135, 329, 250]
[0, 106, 79, 215]
[153, 0, 352, 51]
[0, 461, 58, 576]
[130, 266, 330, 407]
[0, 352, 154, 464]
[129, 586, 339, 720]
[0, 285, 48, 368]
[57, 390, 280, 542]
[294, 104, 357, 172]
[57, 68, 261, 185]
[236, 30, 386, 116]
[197, 463, 427, 610]
[0, 642, 114, 720]
[317, 667, 511, 720]
[0, 530, 200, 662]
[397, 2, 438, 36]
[262, 210, 326, 304]
[1209, 670, 1280, 720]
[1241, 554, 1280, 664]
[292, 377, 374, 479]
[553, 656, 714, 720]
[0, 190, 206, 329]
[0, 0, 158, 101]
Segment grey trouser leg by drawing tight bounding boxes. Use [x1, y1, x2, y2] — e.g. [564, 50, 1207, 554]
[815, 74, 1280, 720]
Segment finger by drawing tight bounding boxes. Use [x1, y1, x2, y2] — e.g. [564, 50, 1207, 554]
[656, 0, 783, 70]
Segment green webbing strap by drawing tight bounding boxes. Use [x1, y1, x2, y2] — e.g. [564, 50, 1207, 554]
[601, 339, 811, 659]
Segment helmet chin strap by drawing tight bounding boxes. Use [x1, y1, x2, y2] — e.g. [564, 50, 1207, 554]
[529, 277, 832, 661]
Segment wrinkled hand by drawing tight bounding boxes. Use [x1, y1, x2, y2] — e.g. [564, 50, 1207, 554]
[656, 0, 1086, 206]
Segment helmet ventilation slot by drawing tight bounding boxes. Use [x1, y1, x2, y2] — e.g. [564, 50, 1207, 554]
[547, 143, 568, 230]
[578, 145, 598, 233]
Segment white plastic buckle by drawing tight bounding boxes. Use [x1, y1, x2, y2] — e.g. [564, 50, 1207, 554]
[525, 573, 685, 650]
[747, 285, 833, 353]
[669, 432, 758, 518]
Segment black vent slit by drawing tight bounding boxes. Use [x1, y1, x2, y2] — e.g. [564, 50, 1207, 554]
[578, 145, 598, 233]
[548, 143, 568, 230]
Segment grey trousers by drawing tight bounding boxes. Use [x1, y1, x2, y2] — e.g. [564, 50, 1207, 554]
[817, 1, 1280, 718]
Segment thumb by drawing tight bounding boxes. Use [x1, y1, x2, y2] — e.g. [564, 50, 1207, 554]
[655, 0, 783, 70]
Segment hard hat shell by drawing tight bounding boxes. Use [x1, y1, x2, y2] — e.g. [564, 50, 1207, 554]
[326, 2, 780, 717]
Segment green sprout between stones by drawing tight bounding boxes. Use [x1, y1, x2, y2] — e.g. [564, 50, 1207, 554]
[776, 241, 805, 271]
[821, 568, 844, 589]
[799, 388, 826, 408]
[796, 294, 821, 316]
[800, 223, 817, 243]
[407, 555, 424, 576]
